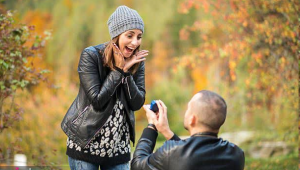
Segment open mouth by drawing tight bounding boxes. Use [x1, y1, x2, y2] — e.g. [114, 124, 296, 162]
[125, 46, 134, 53]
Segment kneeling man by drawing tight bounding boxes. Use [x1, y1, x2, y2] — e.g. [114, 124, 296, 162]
[131, 90, 245, 170]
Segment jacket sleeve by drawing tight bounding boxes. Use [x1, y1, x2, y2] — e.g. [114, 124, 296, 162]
[170, 134, 181, 141]
[78, 49, 122, 110]
[122, 61, 146, 111]
[131, 128, 172, 170]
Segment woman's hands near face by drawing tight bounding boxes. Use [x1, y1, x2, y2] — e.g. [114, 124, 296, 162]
[123, 50, 148, 72]
[113, 43, 148, 72]
[112, 43, 125, 69]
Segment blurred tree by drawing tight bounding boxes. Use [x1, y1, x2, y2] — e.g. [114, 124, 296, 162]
[177, 0, 298, 136]
[0, 11, 49, 163]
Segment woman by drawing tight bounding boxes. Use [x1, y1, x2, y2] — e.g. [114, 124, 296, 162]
[61, 5, 148, 170]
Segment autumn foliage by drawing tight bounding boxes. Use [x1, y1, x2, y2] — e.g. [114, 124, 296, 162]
[177, 0, 298, 128]
[0, 11, 49, 132]
[0, 0, 298, 168]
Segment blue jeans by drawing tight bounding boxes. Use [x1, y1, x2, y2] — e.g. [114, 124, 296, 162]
[68, 156, 130, 170]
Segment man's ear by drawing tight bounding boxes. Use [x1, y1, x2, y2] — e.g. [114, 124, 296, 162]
[189, 115, 197, 127]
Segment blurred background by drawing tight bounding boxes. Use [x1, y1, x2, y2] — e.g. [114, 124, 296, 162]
[0, 0, 298, 169]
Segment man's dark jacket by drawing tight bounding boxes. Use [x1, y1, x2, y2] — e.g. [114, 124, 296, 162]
[61, 43, 145, 148]
[132, 128, 245, 170]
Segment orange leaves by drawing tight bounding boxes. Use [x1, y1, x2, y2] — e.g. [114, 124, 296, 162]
[229, 60, 236, 81]
[22, 11, 52, 53]
[279, 57, 287, 69]
[229, 60, 236, 70]
[177, 0, 298, 101]
[179, 28, 190, 41]
[179, 0, 211, 14]
[201, 0, 210, 13]
[63, 0, 73, 11]
[179, 0, 195, 14]
[177, 55, 193, 69]
[191, 67, 207, 92]
[23, 11, 52, 36]
[252, 53, 263, 66]
[120, 0, 133, 7]
[152, 41, 170, 70]
[146, 41, 171, 88]
[242, 21, 248, 27]
[201, 34, 208, 41]
[229, 0, 238, 11]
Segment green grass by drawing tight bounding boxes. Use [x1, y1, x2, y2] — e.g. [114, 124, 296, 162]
[244, 153, 298, 170]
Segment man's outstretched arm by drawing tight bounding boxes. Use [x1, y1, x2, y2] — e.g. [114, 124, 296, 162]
[131, 128, 158, 170]
[131, 127, 180, 170]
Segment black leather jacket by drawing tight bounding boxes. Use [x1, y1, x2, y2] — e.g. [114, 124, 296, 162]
[131, 128, 245, 170]
[61, 43, 145, 148]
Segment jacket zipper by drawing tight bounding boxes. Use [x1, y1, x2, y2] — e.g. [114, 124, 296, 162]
[72, 105, 90, 123]
[111, 80, 122, 97]
[84, 76, 131, 147]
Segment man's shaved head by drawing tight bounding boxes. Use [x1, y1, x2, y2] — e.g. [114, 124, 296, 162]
[190, 90, 227, 131]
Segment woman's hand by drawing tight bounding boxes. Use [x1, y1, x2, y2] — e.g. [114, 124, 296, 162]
[123, 50, 148, 72]
[112, 43, 125, 69]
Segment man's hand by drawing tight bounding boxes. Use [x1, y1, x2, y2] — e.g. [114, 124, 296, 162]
[155, 100, 174, 140]
[143, 104, 157, 125]
[143, 100, 174, 140]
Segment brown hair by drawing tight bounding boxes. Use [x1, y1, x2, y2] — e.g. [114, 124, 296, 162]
[103, 36, 141, 74]
[196, 90, 227, 131]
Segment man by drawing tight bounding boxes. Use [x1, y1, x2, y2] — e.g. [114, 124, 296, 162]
[131, 90, 245, 170]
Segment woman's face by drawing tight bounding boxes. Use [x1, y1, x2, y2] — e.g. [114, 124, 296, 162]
[118, 29, 143, 58]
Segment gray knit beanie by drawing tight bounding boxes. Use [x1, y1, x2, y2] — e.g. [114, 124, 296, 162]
[107, 5, 144, 39]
